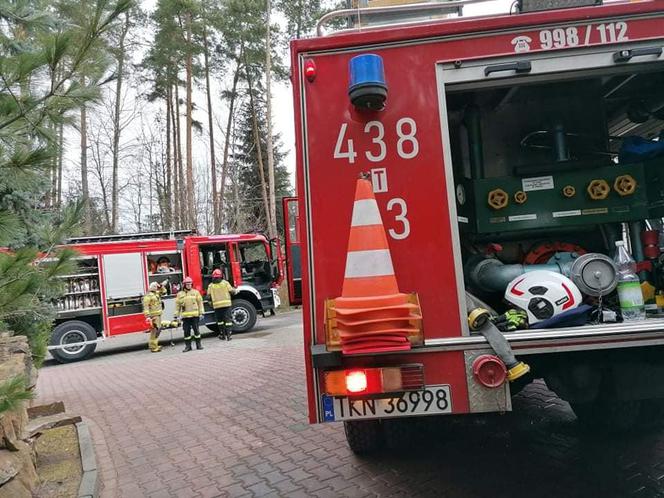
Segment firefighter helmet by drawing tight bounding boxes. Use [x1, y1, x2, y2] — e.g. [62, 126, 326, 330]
[149, 281, 160, 292]
[212, 269, 222, 278]
[183, 276, 193, 285]
[504, 270, 582, 324]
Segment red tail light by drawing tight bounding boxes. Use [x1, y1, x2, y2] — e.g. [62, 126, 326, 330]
[304, 60, 317, 82]
[323, 365, 424, 396]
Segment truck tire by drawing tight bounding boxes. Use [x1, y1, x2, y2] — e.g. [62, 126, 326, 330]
[572, 399, 642, 433]
[383, 417, 425, 449]
[50, 321, 97, 364]
[230, 299, 257, 333]
[343, 420, 383, 454]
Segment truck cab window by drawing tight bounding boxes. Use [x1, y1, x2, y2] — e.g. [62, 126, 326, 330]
[199, 244, 231, 289]
[238, 241, 271, 285]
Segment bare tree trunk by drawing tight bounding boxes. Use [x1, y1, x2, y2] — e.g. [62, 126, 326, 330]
[202, 22, 218, 234]
[165, 84, 173, 230]
[245, 62, 271, 234]
[171, 85, 180, 229]
[265, 0, 277, 239]
[56, 121, 63, 207]
[80, 103, 91, 234]
[111, 12, 130, 233]
[219, 57, 241, 232]
[231, 114, 241, 232]
[185, 13, 196, 230]
[94, 142, 112, 231]
[174, 82, 185, 229]
[49, 122, 56, 207]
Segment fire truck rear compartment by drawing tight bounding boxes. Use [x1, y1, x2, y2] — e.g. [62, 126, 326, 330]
[444, 56, 664, 412]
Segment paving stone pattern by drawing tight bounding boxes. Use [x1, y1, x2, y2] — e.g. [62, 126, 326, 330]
[37, 312, 664, 497]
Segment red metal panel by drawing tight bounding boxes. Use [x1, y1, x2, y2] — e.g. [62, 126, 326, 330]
[108, 314, 146, 336]
[299, 36, 469, 421]
[303, 47, 461, 344]
[282, 197, 303, 306]
[185, 240, 204, 291]
[229, 243, 242, 285]
[292, 46, 319, 424]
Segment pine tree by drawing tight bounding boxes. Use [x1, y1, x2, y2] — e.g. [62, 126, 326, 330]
[233, 94, 291, 235]
[0, 0, 131, 370]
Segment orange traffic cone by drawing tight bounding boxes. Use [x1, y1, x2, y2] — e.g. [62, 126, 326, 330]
[332, 175, 422, 354]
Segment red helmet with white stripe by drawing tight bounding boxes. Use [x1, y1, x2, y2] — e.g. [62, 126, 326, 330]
[183, 276, 193, 285]
[212, 269, 222, 278]
[505, 270, 582, 324]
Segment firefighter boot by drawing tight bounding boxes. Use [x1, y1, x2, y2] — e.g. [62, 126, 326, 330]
[217, 322, 225, 340]
[195, 337, 204, 350]
[183, 338, 192, 352]
[226, 325, 232, 341]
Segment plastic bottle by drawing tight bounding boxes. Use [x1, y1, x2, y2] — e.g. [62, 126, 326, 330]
[614, 241, 646, 321]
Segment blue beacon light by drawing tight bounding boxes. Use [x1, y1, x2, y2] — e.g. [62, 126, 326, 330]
[348, 54, 388, 111]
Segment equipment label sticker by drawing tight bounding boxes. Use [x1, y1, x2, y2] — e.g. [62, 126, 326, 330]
[522, 176, 554, 192]
[508, 214, 537, 222]
[553, 209, 582, 218]
[457, 216, 469, 223]
[582, 208, 609, 215]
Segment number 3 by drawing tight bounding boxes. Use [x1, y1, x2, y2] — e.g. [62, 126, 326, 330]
[387, 198, 410, 240]
[364, 121, 386, 162]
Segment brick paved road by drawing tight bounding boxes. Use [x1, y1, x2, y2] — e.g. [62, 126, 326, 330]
[37, 311, 664, 498]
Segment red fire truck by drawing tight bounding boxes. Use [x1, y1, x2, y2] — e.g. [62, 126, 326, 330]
[49, 230, 283, 363]
[288, 0, 664, 452]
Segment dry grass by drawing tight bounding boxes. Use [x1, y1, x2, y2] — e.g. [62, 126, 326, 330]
[34, 425, 82, 498]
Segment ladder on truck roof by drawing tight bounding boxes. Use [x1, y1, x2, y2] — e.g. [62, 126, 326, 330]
[316, 0, 616, 36]
[317, 0, 497, 36]
[66, 229, 196, 245]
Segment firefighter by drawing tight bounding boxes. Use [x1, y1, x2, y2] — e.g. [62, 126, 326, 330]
[207, 269, 237, 341]
[143, 282, 163, 353]
[176, 276, 204, 352]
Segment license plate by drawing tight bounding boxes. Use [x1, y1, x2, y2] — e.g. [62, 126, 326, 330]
[322, 385, 452, 422]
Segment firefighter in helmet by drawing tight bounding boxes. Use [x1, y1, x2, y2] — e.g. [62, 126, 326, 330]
[207, 269, 237, 341]
[143, 281, 163, 353]
[176, 276, 204, 352]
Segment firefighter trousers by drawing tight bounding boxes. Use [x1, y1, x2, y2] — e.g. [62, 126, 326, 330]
[148, 318, 161, 352]
[182, 317, 200, 341]
[213, 307, 232, 335]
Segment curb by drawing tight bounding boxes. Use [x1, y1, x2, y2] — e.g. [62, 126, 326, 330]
[76, 420, 99, 498]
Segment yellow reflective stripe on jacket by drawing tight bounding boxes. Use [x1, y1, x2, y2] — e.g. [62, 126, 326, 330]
[207, 281, 235, 309]
[176, 289, 203, 317]
[143, 292, 162, 317]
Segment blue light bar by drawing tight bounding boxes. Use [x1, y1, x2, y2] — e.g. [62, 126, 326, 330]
[348, 54, 388, 111]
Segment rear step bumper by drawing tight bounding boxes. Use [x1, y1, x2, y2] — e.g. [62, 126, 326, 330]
[312, 318, 664, 367]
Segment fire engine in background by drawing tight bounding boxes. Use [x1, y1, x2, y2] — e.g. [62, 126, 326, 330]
[49, 230, 283, 363]
[287, 0, 664, 452]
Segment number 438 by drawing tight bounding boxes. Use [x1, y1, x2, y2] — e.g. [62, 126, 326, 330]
[333, 118, 420, 164]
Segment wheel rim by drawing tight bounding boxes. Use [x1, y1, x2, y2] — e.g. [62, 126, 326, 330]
[231, 307, 250, 328]
[60, 330, 87, 355]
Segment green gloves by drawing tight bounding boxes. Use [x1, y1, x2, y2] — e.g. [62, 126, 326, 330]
[491, 309, 528, 332]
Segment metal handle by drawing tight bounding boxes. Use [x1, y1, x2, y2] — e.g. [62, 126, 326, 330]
[613, 46, 663, 63]
[484, 61, 532, 77]
[316, 0, 490, 36]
